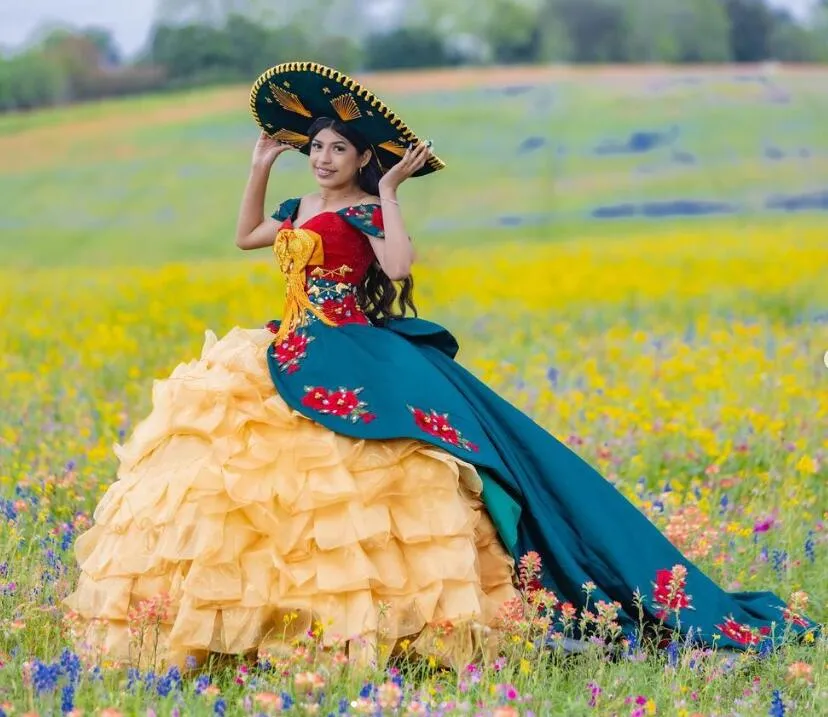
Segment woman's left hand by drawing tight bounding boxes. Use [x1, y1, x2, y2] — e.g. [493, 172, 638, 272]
[378, 141, 433, 193]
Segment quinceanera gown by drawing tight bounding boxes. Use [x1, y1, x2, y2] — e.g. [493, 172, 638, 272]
[64, 199, 817, 670]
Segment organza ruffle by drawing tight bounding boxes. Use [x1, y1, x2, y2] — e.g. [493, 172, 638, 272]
[63, 327, 517, 670]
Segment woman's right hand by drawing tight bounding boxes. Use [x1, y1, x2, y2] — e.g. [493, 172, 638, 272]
[252, 130, 295, 168]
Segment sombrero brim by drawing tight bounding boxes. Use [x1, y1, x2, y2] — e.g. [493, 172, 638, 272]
[249, 61, 445, 178]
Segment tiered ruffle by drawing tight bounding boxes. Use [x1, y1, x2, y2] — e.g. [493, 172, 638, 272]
[63, 327, 517, 670]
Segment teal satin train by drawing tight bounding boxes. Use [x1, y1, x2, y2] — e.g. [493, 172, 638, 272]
[265, 315, 818, 650]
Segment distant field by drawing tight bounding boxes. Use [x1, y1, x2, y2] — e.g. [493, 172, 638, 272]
[1, 64, 827, 267]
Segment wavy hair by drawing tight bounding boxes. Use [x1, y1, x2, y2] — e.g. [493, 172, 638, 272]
[307, 116, 417, 325]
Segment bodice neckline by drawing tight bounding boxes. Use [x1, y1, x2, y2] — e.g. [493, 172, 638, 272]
[280, 202, 381, 232]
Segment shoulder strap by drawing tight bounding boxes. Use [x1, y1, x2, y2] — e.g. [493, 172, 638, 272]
[271, 197, 301, 222]
[337, 204, 385, 238]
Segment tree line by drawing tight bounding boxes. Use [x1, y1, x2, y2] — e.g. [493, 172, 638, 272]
[2, 0, 827, 113]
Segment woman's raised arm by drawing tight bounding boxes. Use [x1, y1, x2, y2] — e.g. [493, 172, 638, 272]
[235, 132, 294, 250]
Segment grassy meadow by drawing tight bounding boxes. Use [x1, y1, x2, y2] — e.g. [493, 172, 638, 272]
[0, 65, 827, 715]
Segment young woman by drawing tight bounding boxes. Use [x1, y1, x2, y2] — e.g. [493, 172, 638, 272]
[64, 63, 816, 671]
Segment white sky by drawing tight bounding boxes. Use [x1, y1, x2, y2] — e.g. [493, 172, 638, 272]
[0, 0, 820, 58]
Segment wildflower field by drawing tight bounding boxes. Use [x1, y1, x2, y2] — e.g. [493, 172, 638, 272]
[1, 65, 827, 715]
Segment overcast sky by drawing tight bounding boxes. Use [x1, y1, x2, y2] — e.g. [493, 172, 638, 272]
[0, 0, 821, 58]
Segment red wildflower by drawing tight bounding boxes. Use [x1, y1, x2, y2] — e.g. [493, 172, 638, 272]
[717, 617, 760, 645]
[653, 565, 691, 619]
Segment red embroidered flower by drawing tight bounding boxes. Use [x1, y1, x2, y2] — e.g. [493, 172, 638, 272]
[302, 386, 331, 412]
[270, 328, 313, 374]
[328, 388, 360, 416]
[652, 565, 691, 619]
[716, 617, 760, 645]
[370, 206, 384, 231]
[408, 406, 479, 452]
[320, 293, 368, 325]
[301, 386, 374, 423]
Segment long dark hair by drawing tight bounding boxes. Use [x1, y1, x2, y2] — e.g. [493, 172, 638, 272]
[307, 116, 417, 325]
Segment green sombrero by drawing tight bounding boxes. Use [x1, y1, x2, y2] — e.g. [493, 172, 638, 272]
[249, 61, 445, 177]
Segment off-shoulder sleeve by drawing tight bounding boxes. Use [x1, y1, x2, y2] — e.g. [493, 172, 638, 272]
[271, 197, 301, 222]
[337, 204, 385, 238]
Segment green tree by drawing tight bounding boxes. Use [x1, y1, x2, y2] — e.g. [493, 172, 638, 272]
[721, 0, 774, 61]
[673, 0, 732, 62]
[0, 52, 66, 111]
[363, 26, 451, 70]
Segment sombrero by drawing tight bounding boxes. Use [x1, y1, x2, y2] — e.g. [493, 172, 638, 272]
[249, 61, 445, 177]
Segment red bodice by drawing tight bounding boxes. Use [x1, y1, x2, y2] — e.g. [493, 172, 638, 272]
[278, 206, 383, 285]
[269, 205, 384, 341]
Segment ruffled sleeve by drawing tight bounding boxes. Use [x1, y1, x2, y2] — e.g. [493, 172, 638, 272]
[271, 197, 301, 222]
[337, 204, 385, 239]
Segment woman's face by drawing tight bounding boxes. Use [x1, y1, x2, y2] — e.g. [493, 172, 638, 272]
[309, 127, 368, 190]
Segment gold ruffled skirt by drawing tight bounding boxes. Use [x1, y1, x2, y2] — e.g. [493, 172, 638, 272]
[63, 327, 518, 670]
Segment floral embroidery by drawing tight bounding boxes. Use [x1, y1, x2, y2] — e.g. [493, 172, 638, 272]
[340, 204, 384, 238]
[302, 386, 376, 424]
[716, 616, 764, 645]
[267, 323, 314, 374]
[408, 406, 479, 452]
[306, 277, 369, 326]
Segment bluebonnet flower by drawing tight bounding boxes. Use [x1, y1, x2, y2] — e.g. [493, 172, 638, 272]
[214, 698, 227, 716]
[769, 690, 785, 717]
[156, 673, 175, 697]
[281, 692, 294, 710]
[61, 683, 75, 714]
[31, 659, 60, 693]
[194, 674, 211, 694]
[60, 525, 76, 552]
[59, 648, 82, 685]
[127, 667, 142, 691]
[772, 550, 788, 577]
[339, 698, 349, 713]
[804, 531, 815, 563]
[359, 682, 374, 698]
[0, 499, 16, 521]
[666, 641, 679, 667]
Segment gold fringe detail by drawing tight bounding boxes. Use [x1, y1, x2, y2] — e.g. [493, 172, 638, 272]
[330, 93, 362, 121]
[271, 128, 310, 147]
[269, 82, 312, 118]
[272, 228, 335, 341]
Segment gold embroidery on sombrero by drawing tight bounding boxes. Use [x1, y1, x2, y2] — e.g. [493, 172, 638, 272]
[330, 93, 362, 121]
[272, 227, 335, 341]
[268, 82, 312, 118]
[378, 140, 408, 158]
[271, 129, 310, 147]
